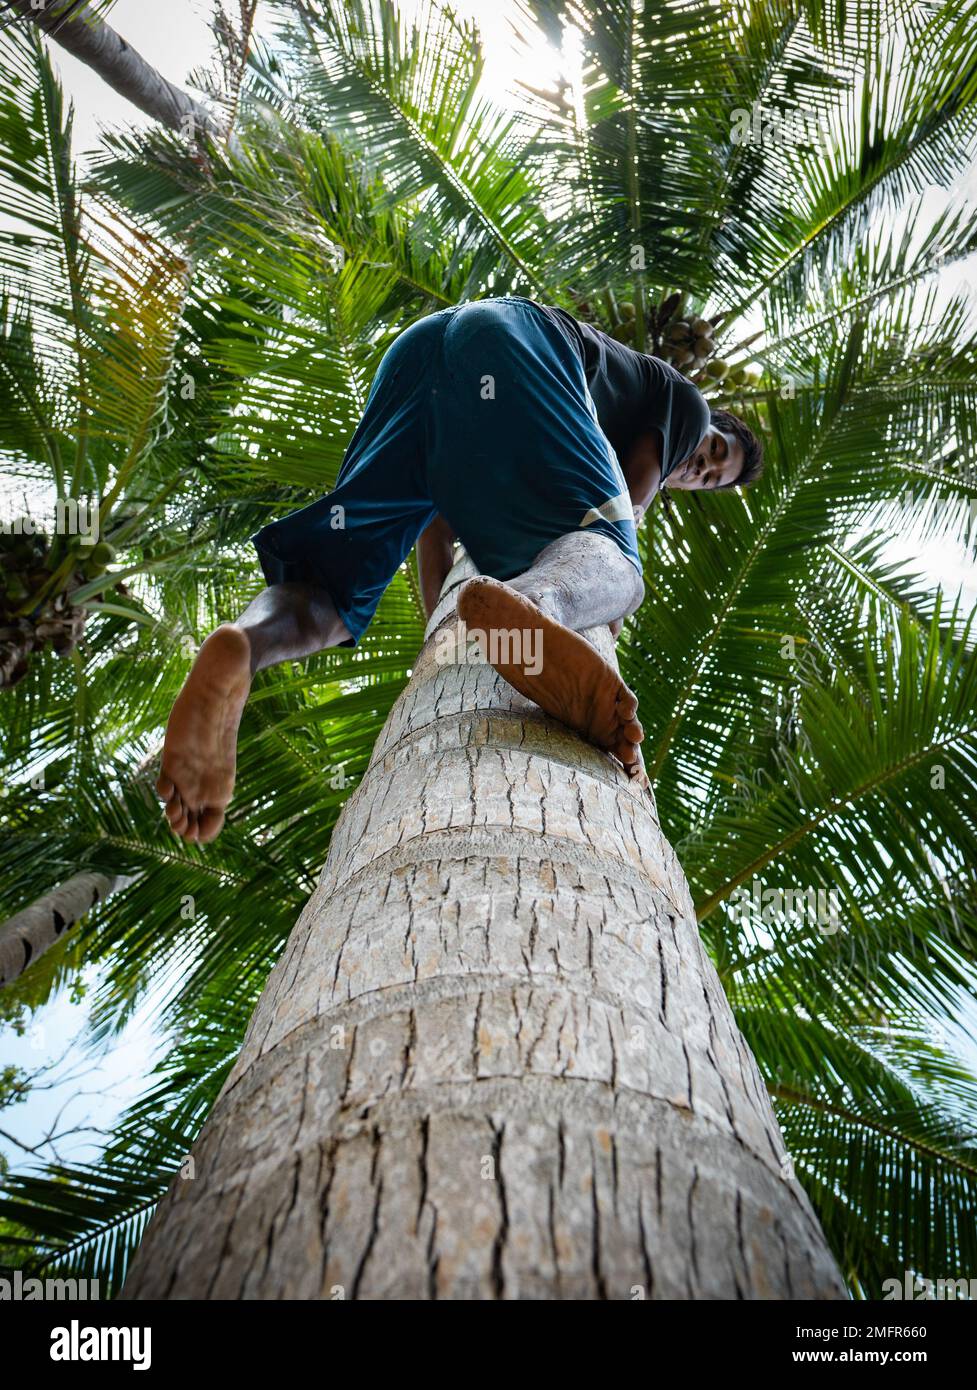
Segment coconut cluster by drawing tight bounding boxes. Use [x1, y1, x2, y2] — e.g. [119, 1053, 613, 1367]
[658, 310, 762, 390]
[573, 292, 762, 392]
[0, 526, 115, 689]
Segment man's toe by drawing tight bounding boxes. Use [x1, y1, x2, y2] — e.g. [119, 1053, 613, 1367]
[197, 808, 225, 843]
[617, 686, 639, 720]
[613, 734, 641, 771]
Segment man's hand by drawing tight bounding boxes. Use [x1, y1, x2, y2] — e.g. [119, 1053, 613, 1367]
[607, 503, 646, 637]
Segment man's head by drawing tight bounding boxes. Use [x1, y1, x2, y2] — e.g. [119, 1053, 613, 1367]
[665, 409, 764, 491]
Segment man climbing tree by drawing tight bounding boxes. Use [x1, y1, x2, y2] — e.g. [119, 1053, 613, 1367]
[156, 295, 763, 843]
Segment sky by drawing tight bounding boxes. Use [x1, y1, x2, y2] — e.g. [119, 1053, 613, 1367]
[2, 0, 976, 1172]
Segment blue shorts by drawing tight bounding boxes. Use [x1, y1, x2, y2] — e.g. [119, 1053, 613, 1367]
[252, 295, 641, 645]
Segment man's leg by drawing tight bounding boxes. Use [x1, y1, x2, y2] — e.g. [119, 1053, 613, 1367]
[504, 531, 644, 629]
[157, 583, 351, 843]
[457, 532, 647, 779]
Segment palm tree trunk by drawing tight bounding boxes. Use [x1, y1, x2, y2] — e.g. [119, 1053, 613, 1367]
[121, 551, 846, 1300]
[6, 0, 218, 136]
[0, 871, 131, 987]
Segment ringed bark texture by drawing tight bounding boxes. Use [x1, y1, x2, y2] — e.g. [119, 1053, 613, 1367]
[122, 553, 846, 1300]
[9, 0, 218, 136]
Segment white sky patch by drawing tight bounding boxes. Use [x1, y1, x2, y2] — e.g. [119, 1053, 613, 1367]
[1, 963, 170, 1170]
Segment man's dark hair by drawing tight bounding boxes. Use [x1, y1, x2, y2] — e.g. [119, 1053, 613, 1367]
[709, 407, 764, 488]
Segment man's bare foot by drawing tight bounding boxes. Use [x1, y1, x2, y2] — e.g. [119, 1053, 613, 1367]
[156, 625, 252, 843]
[456, 577, 645, 777]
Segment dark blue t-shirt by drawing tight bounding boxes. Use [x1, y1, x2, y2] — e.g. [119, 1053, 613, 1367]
[537, 305, 711, 481]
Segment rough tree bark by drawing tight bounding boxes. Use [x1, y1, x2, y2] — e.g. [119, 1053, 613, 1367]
[0, 871, 132, 987]
[121, 551, 846, 1300]
[6, 0, 218, 136]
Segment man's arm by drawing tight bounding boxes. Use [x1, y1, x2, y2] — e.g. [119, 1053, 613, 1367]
[621, 428, 663, 526]
[417, 513, 458, 618]
[605, 431, 662, 640]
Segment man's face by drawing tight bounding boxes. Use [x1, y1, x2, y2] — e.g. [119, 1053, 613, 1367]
[666, 428, 742, 490]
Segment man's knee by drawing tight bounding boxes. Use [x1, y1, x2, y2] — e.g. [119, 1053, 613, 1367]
[593, 538, 644, 617]
[624, 565, 645, 618]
